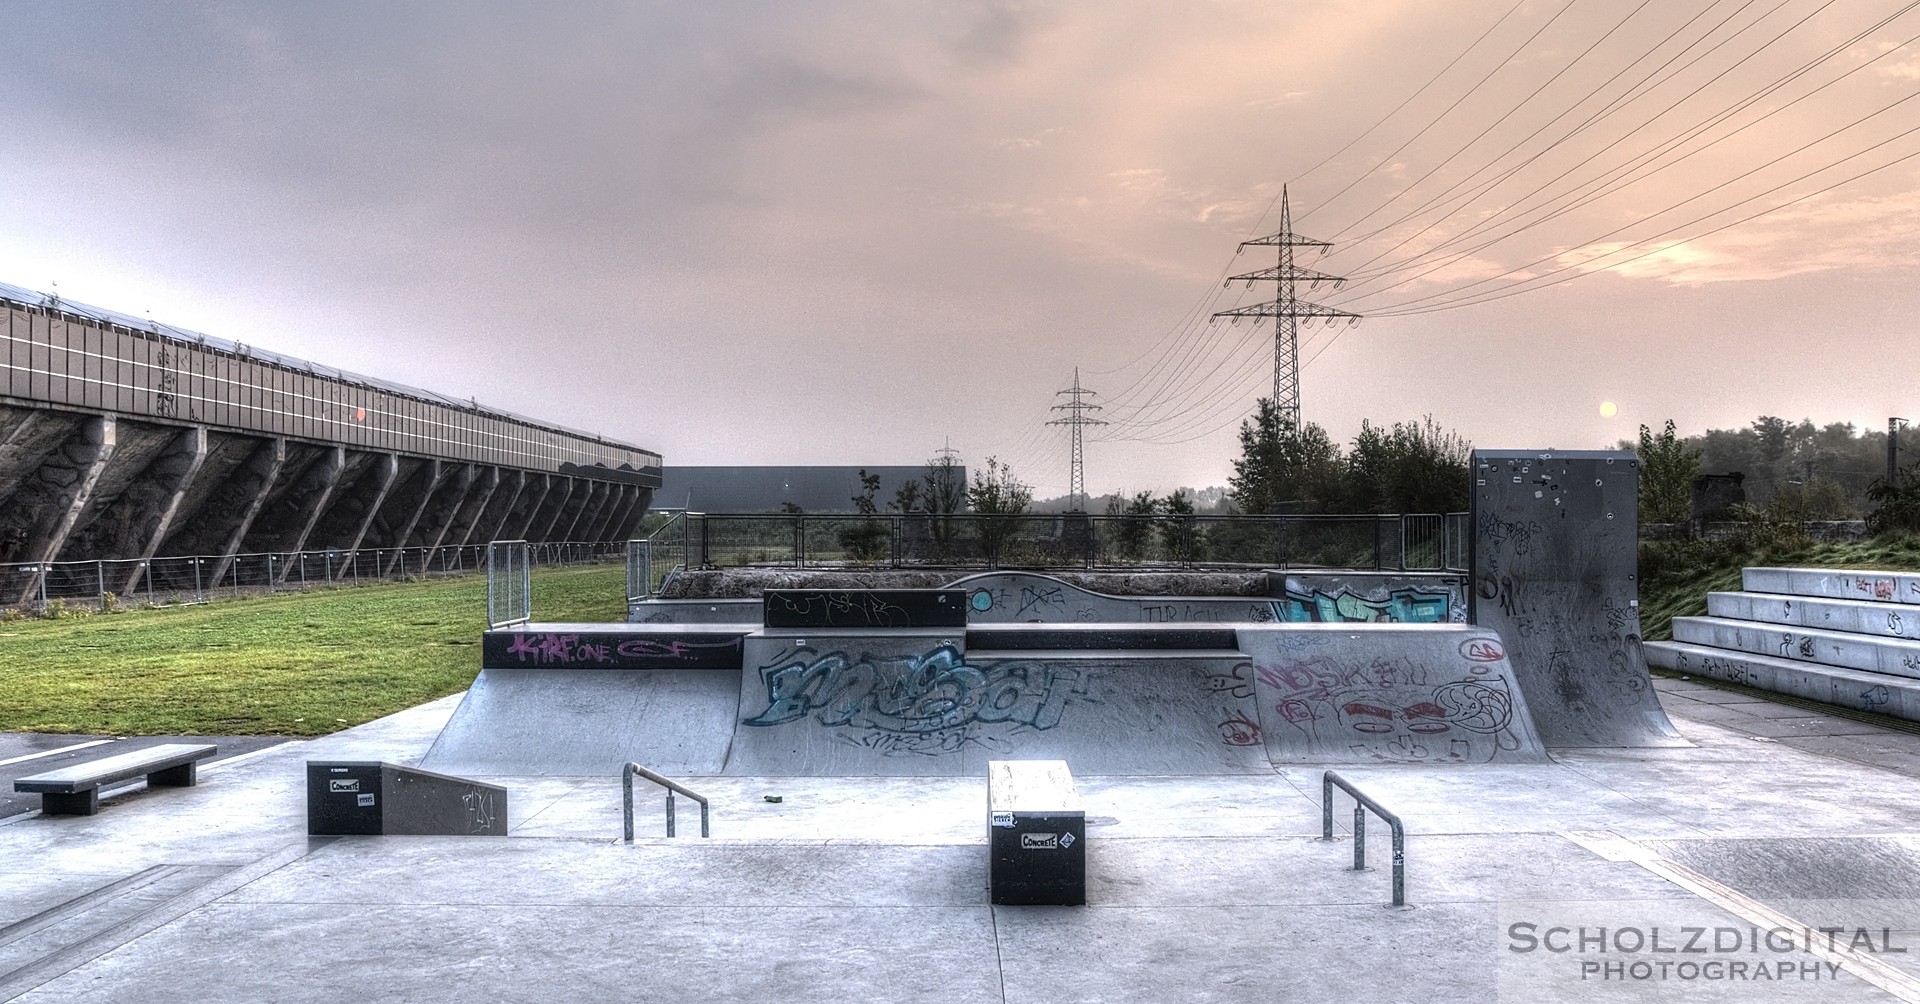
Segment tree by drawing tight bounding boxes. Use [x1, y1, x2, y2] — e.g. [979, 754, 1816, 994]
[1867, 461, 1920, 534]
[968, 456, 1032, 567]
[849, 469, 881, 516]
[1636, 419, 1700, 524]
[840, 469, 889, 562]
[1106, 490, 1160, 561]
[968, 456, 1032, 516]
[1228, 398, 1345, 514]
[921, 453, 966, 514]
[1344, 416, 1470, 513]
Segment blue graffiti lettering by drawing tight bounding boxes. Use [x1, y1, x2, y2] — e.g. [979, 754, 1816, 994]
[1278, 588, 1450, 623]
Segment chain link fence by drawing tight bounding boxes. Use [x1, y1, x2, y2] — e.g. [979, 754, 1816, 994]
[626, 511, 1471, 597]
[0, 540, 623, 616]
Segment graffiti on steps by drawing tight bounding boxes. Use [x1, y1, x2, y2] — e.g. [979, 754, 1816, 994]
[1279, 587, 1450, 624]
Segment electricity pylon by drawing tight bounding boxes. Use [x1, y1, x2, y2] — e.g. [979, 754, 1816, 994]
[1047, 368, 1106, 512]
[1211, 186, 1361, 430]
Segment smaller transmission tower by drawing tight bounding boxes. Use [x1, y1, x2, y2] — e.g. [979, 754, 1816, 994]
[1048, 368, 1106, 512]
[1211, 187, 1361, 430]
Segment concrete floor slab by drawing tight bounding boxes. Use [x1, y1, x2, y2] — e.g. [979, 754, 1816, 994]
[10, 681, 1920, 1001]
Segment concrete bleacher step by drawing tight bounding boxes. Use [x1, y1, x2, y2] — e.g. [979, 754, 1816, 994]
[1743, 567, 1920, 607]
[1707, 591, 1920, 641]
[1646, 639, 1920, 720]
[1670, 615, 1920, 681]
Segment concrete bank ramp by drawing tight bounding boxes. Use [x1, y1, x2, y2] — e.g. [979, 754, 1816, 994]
[723, 628, 1271, 776]
[421, 624, 750, 776]
[1238, 624, 1549, 764]
[421, 668, 740, 776]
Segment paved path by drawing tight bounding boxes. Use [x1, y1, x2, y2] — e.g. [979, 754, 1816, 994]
[6, 681, 1920, 1002]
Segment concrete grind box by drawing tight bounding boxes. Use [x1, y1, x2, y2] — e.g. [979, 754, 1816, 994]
[1468, 450, 1681, 748]
[307, 761, 507, 836]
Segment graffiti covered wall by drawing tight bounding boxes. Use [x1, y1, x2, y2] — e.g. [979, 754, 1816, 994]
[1270, 573, 1467, 624]
[1237, 624, 1547, 764]
[955, 571, 1281, 625]
[726, 632, 1272, 775]
[1468, 450, 1682, 748]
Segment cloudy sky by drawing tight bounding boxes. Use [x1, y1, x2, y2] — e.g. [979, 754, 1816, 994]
[3, 1, 1917, 499]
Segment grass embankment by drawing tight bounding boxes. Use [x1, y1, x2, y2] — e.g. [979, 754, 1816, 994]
[1638, 532, 1920, 642]
[0, 564, 627, 736]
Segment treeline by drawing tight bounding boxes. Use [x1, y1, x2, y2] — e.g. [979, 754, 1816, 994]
[1625, 415, 1907, 521]
[1218, 400, 1471, 515]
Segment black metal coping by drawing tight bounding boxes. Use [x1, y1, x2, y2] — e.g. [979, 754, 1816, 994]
[482, 625, 747, 669]
[965, 624, 1241, 651]
[763, 589, 968, 629]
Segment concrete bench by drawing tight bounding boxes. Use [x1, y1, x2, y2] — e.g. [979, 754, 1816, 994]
[14, 743, 217, 816]
[987, 759, 1085, 905]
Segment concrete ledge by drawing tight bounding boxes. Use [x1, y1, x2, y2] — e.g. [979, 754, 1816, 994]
[1707, 591, 1920, 641]
[1647, 639, 1920, 721]
[1743, 567, 1920, 607]
[1671, 616, 1920, 680]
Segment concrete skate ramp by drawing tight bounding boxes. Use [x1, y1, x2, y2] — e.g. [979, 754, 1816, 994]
[1469, 451, 1684, 748]
[952, 571, 1282, 624]
[1238, 624, 1549, 764]
[723, 629, 1271, 776]
[422, 668, 740, 776]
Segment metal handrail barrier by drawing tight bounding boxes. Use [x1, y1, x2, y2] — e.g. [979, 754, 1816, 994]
[0, 539, 627, 614]
[624, 511, 689, 601]
[486, 540, 532, 629]
[1321, 770, 1408, 907]
[622, 762, 711, 840]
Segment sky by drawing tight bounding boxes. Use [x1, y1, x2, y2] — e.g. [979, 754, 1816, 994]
[3, 0, 1917, 500]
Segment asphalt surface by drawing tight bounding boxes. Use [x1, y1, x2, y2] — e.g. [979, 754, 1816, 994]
[0, 734, 291, 818]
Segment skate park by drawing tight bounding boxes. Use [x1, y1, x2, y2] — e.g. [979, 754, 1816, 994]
[6, 452, 1920, 1002]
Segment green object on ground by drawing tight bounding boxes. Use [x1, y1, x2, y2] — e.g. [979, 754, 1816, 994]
[0, 564, 626, 736]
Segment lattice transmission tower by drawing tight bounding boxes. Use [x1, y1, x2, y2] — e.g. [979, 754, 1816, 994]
[1047, 368, 1106, 512]
[1211, 187, 1361, 430]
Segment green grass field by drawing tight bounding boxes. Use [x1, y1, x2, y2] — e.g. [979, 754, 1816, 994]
[0, 564, 626, 736]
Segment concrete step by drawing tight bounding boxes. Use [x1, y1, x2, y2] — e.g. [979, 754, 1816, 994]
[1707, 591, 1920, 641]
[1647, 639, 1920, 721]
[1670, 616, 1920, 681]
[1743, 567, 1920, 607]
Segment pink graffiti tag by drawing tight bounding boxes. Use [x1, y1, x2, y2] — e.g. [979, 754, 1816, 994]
[1459, 638, 1504, 663]
[1217, 711, 1262, 746]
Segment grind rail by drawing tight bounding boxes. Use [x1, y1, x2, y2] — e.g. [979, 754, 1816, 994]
[622, 762, 711, 840]
[1322, 770, 1407, 907]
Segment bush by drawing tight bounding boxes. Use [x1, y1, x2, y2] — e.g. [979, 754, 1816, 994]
[1867, 462, 1920, 534]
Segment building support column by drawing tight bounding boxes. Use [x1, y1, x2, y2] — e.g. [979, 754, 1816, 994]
[273, 446, 347, 583]
[120, 426, 210, 596]
[382, 460, 447, 577]
[13, 416, 118, 605]
[337, 453, 401, 582]
[205, 439, 288, 590]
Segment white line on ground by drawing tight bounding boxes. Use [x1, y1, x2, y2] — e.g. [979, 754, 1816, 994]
[199, 740, 302, 773]
[0, 739, 115, 768]
[1566, 830, 1920, 1002]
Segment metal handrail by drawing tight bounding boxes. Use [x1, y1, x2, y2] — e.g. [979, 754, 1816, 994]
[1321, 771, 1408, 907]
[625, 511, 691, 601]
[622, 762, 710, 840]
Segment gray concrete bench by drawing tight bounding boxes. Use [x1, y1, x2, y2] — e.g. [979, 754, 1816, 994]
[14, 743, 217, 816]
[987, 759, 1085, 905]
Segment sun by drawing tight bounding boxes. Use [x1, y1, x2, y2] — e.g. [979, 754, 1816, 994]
[1599, 401, 1618, 419]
